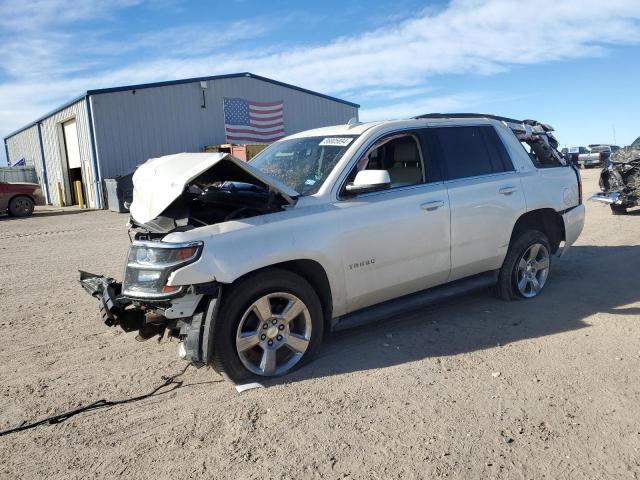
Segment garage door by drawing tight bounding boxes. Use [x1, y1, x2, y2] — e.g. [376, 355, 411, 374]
[63, 119, 81, 169]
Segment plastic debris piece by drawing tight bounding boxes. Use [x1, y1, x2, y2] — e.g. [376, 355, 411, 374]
[235, 382, 264, 393]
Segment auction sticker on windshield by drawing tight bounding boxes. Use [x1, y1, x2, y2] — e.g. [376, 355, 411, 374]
[319, 137, 353, 147]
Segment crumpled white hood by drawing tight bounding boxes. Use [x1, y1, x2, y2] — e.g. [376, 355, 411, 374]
[129, 152, 298, 224]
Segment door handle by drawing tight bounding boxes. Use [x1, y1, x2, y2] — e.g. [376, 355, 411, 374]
[499, 186, 517, 195]
[420, 200, 445, 211]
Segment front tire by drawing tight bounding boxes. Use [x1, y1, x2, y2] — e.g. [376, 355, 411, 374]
[9, 196, 34, 217]
[495, 230, 551, 301]
[211, 269, 324, 383]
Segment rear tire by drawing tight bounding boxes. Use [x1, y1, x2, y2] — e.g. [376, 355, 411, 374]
[211, 269, 324, 383]
[8, 196, 34, 217]
[610, 204, 627, 215]
[495, 230, 551, 301]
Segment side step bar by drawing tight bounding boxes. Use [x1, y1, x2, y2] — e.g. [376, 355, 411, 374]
[332, 270, 499, 331]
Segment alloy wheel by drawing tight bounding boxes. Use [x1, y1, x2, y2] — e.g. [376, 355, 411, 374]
[235, 292, 312, 376]
[515, 243, 550, 298]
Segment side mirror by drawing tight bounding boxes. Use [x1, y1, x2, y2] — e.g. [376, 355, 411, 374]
[344, 170, 391, 195]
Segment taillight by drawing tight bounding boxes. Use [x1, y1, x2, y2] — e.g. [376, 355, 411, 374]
[575, 166, 583, 204]
[568, 162, 582, 204]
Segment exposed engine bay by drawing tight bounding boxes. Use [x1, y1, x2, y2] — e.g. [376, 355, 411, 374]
[126, 152, 297, 238]
[129, 180, 288, 237]
[600, 146, 640, 201]
[591, 145, 640, 213]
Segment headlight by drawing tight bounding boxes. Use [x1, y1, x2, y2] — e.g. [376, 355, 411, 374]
[123, 241, 203, 298]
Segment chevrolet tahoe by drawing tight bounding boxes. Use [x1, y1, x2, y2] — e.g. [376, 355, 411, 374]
[81, 114, 585, 383]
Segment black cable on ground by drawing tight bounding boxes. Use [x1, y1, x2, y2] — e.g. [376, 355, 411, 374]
[0, 363, 192, 438]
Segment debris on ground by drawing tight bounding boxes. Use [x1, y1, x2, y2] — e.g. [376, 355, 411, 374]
[235, 382, 264, 393]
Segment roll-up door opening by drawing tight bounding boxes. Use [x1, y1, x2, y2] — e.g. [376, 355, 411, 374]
[62, 118, 85, 205]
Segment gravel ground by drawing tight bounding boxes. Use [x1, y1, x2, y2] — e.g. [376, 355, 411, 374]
[1, 168, 639, 479]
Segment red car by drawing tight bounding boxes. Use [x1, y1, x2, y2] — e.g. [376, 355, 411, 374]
[0, 181, 45, 217]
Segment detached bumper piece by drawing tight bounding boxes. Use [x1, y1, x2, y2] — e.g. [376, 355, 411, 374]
[589, 192, 622, 205]
[79, 270, 144, 331]
[79, 270, 221, 367]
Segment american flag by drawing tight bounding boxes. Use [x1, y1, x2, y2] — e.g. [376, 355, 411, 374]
[223, 97, 285, 143]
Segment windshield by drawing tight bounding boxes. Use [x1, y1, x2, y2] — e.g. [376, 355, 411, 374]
[590, 146, 610, 153]
[249, 136, 357, 195]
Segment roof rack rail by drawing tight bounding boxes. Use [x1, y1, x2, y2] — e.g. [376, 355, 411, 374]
[413, 113, 524, 124]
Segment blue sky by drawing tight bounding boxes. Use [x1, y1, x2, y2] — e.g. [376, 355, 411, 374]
[2, 0, 640, 165]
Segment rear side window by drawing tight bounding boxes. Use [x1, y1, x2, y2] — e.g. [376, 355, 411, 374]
[520, 138, 564, 168]
[433, 126, 513, 180]
[480, 127, 514, 173]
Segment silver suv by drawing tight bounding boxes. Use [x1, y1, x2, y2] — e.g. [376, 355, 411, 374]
[81, 114, 585, 383]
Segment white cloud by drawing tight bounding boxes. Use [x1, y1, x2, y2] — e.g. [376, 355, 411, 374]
[221, 0, 640, 93]
[0, 0, 143, 29]
[348, 87, 436, 101]
[2, 0, 640, 157]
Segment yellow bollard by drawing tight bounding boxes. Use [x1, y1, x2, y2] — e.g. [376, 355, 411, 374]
[74, 180, 85, 209]
[56, 182, 64, 207]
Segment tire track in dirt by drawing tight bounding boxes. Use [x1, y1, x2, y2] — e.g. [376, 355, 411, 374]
[0, 226, 122, 240]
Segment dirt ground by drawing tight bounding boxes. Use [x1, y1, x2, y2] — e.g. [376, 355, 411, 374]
[0, 168, 639, 479]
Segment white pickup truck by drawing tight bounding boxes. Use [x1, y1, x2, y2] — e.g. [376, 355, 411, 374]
[579, 145, 619, 168]
[81, 114, 585, 383]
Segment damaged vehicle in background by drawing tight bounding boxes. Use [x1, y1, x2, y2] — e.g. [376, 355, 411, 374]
[590, 140, 640, 214]
[80, 114, 585, 383]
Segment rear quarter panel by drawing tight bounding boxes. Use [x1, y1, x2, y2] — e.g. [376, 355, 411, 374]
[494, 123, 580, 212]
[518, 168, 580, 212]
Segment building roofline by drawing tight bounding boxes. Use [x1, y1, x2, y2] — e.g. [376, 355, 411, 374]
[4, 72, 359, 142]
[86, 72, 360, 108]
[4, 93, 87, 140]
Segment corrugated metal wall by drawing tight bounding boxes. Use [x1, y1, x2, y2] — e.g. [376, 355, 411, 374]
[39, 99, 97, 208]
[91, 76, 358, 178]
[5, 125, 44, 183]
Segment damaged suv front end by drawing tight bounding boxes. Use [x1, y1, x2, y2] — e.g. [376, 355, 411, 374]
[79, 150, 304, 366]
[590, 144, 640, 214]
[79, 136, 357, 373]
[80, 239, 220, 365]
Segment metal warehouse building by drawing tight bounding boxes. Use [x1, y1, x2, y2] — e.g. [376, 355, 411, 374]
[3, 72, 359, 209]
